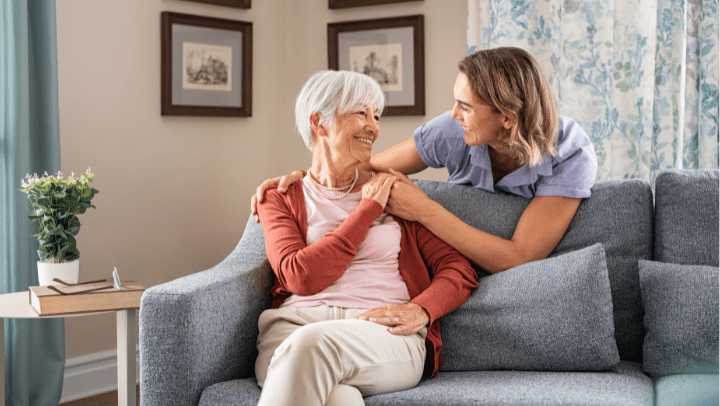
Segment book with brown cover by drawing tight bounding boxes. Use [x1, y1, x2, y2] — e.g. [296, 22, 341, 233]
[29, 280, 145, 316]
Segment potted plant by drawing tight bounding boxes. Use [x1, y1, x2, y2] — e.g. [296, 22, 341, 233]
[20, 169, 98, 285]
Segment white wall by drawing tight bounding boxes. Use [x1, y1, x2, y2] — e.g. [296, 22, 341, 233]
[56, 0, 466, 360]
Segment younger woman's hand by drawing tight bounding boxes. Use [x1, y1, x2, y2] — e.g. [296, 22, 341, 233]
[361, 172, 397, 209]
[384, 169, 432, 222]
[251, 170, 305, 222]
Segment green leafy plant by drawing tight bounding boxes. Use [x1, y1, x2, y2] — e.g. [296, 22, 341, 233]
[20, 169, 99, 263]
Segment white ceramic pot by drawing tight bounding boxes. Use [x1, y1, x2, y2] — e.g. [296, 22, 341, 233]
[37, 259, 80, 286]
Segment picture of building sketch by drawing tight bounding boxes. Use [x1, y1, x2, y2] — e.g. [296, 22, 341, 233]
[182, 42, 233, 91]
[349, 43, 402, 92]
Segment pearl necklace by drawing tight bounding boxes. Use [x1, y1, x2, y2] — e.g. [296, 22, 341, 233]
[309, 168, 359, 200]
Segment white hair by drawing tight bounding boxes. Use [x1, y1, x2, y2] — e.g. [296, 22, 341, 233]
[295, 70, 385, 151]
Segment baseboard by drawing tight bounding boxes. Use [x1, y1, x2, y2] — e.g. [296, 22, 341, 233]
[60, 346, 140, 404]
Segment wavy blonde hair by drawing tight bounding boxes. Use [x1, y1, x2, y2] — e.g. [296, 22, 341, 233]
[459, 47, 558, 166]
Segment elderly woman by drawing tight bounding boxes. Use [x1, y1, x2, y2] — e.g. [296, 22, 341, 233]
[254, 70, 478, 406]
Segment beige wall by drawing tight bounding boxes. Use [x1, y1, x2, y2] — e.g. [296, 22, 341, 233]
[56, 0, 466, 359]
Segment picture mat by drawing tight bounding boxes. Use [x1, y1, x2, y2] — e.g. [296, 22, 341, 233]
[172, 24, 243, 107]
[338, 26, 414, 106]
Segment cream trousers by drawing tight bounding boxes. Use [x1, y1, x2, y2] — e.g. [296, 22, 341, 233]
[255, 305, 427, 406]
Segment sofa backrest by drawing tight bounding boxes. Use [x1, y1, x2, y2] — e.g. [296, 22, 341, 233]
[654, 169, 719, 266]
[415, 179, 653, 362]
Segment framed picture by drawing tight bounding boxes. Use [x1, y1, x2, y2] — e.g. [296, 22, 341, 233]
[161, 12, 252, 117]
[328, 15, 424, 116]
[329, 0, 422, 9]
[179, 0, 251, 9]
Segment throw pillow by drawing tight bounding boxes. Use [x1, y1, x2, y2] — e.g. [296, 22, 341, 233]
[439, 243, 620, 372]
[639, 260, 719, 375]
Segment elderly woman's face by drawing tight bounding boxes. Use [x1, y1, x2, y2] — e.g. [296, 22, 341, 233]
[322, 105, 380, 164]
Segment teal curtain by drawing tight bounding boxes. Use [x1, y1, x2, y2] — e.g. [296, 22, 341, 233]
[467, 0, 719, 184]
[1, 1, 65, 405]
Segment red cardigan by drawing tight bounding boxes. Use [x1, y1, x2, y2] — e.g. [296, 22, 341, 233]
[257, 181, 478, 377]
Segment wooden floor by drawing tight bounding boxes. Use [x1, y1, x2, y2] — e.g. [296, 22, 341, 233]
[59, 385, 139, 406]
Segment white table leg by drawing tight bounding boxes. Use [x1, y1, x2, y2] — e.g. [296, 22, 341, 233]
[117, 310, 136, 406]
[1, 318, 5, 406]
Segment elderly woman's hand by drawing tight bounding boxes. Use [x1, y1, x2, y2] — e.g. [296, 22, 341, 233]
[355, 303, 430, 335]
[362, 172, 397, 209]
[384, 169, 434, 222]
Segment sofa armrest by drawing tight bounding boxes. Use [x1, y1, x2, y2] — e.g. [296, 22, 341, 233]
[140, 218, 273, 406]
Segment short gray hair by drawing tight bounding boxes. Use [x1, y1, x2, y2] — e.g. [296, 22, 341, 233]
[295, 70, 385, 151]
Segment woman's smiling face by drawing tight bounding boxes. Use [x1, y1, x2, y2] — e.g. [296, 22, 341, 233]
[322, 105, 380, 164]
[450, 72, 510, 149]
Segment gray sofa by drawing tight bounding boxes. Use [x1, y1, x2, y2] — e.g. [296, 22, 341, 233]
[140, 169, 719, 406]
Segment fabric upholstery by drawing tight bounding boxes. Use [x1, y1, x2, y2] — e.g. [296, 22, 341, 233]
[142, 177, 663, 405]
[654, 169, 719, 266]
[199, 379, 260, 406]
[439, 243, 620, 372]
[654, 374, 720, 406]
[639, 260, 719, 375]
[199, 362, 653, 406]
[140, 217, 273, 406]
[417, 179, 653, 362]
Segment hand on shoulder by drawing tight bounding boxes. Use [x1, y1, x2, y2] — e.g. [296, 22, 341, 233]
[251, 170, 306, 222]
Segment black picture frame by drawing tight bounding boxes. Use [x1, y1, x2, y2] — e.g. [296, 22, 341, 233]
[328, 15, 425, 116]
[161, 12, 252, 117]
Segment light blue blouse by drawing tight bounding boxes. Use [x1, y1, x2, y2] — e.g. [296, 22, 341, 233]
[413, 111, 598, 199]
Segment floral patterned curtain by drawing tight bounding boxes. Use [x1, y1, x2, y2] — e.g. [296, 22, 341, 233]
[467, 0, 719, 183]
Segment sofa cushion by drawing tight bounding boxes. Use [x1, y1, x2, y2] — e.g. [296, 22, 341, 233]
[438, 243, 620, 372]
[200, 362, 653, 406]
[639, 260, 719, 375]
[199, 378, 260, 406]
[654, 169, 719, 266]
[369, 361, 653, 406]
[653, 374, 720, 406]
[417, 179, 653, 362]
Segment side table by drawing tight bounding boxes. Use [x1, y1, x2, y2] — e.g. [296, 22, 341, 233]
[0, 291, 138, 406]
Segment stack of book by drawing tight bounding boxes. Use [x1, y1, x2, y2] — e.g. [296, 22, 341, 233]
[29, 279, 145, 316]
